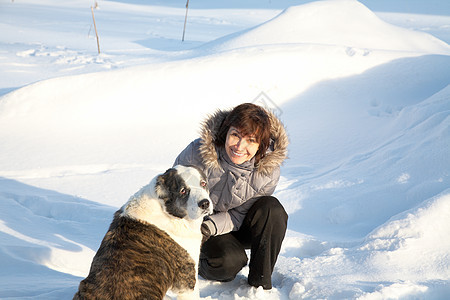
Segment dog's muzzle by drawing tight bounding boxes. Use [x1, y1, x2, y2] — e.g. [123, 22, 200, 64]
[198, 199, 210, 211]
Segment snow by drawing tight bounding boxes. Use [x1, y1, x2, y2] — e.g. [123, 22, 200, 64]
[1, 0, 449, 299]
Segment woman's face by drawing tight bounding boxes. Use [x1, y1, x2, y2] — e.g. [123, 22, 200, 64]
[225, 126, 260, 165]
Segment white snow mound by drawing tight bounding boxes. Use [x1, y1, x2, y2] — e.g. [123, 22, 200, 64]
[205, 0, 450, 54]
[276, 191, 450, 299]
[353, 191, 450, 298]
[361, 190, 450, 281]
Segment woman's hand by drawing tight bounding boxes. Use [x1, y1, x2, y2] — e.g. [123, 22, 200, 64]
[201, 219, 217, 243]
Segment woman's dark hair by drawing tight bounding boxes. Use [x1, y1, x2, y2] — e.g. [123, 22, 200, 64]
[215, 103, 271, 164]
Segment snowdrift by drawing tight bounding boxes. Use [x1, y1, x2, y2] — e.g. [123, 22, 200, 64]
[202, 0, 450, 54]
[278, 190, 450, 299]
[0, 0, 449, 299]
[362, 190, 450, 281]
[280, 58, 450, 240]
[0, 178, 114, 297]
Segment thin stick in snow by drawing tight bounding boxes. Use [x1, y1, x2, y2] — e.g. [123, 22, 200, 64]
[91, 6, 101, 54]
[182, 0, 190, 42]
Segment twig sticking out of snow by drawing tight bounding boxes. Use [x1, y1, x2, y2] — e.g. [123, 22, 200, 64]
[182, 0, 190, 42]
[91, 6, 101, 54]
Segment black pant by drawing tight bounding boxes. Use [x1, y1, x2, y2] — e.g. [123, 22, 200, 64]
[199, 196, 288, 289]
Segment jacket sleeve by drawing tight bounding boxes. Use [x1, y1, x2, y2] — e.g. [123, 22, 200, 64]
[173, 139, 203, 168]
[208, 167, 280, 235]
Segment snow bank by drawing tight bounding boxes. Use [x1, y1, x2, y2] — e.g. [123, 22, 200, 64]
[361, 190, 450, 281]
[0, 178, 114, 296]
[203, 0, 450, 54]
[276, 190, 450, 299]
[280, 60, 450, 240]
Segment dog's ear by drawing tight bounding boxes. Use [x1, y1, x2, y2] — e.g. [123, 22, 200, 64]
[155, 168, 178, 200]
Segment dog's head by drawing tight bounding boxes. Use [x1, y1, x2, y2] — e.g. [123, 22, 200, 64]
[155, 165, 213, 220]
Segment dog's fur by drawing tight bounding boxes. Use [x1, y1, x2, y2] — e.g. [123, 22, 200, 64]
[73, 165, 213, 300]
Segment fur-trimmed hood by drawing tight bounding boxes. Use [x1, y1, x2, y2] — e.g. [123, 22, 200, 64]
[198, 107, 289, 176]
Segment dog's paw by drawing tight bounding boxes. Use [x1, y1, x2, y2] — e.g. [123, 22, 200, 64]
[176, 290, 199, 300]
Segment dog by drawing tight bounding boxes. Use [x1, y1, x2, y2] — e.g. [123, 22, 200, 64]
[73, 165, 213, 300]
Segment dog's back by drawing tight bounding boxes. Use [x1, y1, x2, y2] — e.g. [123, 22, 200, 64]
[73, 211, 196, 300]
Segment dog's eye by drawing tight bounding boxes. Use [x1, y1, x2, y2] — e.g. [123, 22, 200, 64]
[180, 188, 187, 195]
[200, 180, 207, 188]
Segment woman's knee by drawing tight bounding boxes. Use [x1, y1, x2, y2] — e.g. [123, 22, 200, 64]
[252, 196, 288, 225]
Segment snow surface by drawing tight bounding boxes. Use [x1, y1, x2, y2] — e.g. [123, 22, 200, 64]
[1, 0, 449, 299]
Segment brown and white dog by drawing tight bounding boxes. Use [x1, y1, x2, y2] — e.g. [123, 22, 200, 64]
[73, 165, 213, 300]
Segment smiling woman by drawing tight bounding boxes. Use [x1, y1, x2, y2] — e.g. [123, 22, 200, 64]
[225, 127, 260, 165]
[173, 102, 289, 289]
[217, 103, 271, 166]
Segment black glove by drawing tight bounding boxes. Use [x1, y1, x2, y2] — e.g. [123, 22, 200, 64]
[201, 219, 216, 243]
[201, 222, 211, 243]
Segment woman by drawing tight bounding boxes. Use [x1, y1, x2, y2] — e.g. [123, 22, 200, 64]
[173, 103, 289, 290]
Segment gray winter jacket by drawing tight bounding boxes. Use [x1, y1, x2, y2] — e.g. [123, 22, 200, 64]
[173, 108, 289, 235]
